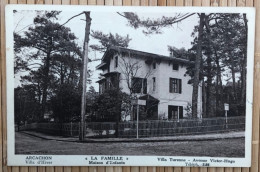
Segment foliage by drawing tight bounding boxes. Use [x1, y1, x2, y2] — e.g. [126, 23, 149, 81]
[93, 88, 129, 122]
[118, 12, 195, 35]
[168, 46, 189, 60]
[50, 84, 81, 123]
[184, 103, 192, 119]
[15, 86, 41, 124]
[90, 31, 131, 52]
[14, 11, 83, 122]
[185, 13, 247, 117]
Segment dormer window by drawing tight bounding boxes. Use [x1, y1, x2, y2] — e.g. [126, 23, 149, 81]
[153, 62, 156, 69]
[172, 63, 179, 71]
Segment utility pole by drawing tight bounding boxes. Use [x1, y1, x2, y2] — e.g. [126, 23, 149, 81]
[60, 11, 92, 141]
[79, 11, 92, 141]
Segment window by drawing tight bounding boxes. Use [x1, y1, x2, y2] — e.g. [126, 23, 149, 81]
[114, 56, 118, 68]
[132, 77, 147, 94]
[153, 77, 156, 91]
[172, 63, 179, 70]
[153, 62, 156, 69]
[169, 78, 182, 93]
[168, 105, 183, 120]
[110, 75, 119, 88]
[99, 82, 106, 94]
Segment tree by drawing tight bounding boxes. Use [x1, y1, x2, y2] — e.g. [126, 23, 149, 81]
[86, 86, 99, 121]
[14, 11, 82, 121]
[117, 12, 195, 35]
[90, 31, 131, 52]
[15, 86, 41, 128]
[50, 84, 81, 123]
[93, 88, 127, 137]
[60, 11, 133, 140]
[186, 13, 248, 117]
[168, 46, 189, 60]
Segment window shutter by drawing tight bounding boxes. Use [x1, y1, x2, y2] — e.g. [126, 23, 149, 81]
[143, 78, 147, 94]
[169, 78, 172, 93]
[153, 77, 156, 91]
[179, 79, 182, 94]
[132, 78, 136, 93]
[179, 106, 183, 118]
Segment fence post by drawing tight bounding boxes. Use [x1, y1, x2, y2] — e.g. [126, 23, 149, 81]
[78, 122, 80, 137]
[137, 104, 139, 139]
[70, 122, 73, 136]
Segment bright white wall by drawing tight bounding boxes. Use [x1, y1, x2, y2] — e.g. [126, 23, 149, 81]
[105, 52, 202, 119]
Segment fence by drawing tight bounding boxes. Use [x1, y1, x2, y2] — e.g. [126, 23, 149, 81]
[118, 116, 245, 138]
[18, 116, 245, 138]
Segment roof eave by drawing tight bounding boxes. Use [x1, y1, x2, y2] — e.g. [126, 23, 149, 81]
[108, 46, 192, 65]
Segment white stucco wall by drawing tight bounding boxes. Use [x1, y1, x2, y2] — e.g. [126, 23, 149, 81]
[108, 53, 155, 95]
[156, 60, 202, 119]
[104, 52, 203, 119]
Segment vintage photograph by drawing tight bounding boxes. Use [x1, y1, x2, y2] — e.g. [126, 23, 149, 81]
[6, 5, 254, 167]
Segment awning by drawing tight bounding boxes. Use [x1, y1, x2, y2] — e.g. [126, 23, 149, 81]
[96, 78, 106, 83]
[96, 62, 107, 70]
[139, 94, 159, 104]
[101, 71, 120, 77]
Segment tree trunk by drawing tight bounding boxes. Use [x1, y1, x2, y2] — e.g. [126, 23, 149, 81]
[241, 14, 247, 105]
[41, 51, 51, 120]
[206, 53, 214, 117]
[230, 58, 237, 102]
[79, 11, 92, 141]
[202, 79, 207, 118]
[192, 13, 205, 118]
[214, 48, 224, 116]
[115, 100, 121, 138]
[78, 59, 83, 91]
[204, 15, 215, 118]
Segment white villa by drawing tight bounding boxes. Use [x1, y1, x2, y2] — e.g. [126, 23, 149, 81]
[96, 46, 202, 121]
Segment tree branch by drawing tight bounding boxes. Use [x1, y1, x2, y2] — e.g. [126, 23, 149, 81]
[60, 12, 85, 27]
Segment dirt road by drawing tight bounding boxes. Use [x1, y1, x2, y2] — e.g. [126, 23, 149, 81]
[15, 132, 245, 157]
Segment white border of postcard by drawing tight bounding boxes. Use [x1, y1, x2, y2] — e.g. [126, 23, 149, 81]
[5, 5, 255, 167]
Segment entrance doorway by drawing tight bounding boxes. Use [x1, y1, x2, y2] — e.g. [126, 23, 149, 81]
[168, 105, 183, 120]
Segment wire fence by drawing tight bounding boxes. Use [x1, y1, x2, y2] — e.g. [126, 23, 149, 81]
[18, 116, 245, 138]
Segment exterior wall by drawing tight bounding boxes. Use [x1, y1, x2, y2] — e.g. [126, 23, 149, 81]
[155, 60, 203, 119]
[109, 53, 155, 96]
[101, 52, 203, 119]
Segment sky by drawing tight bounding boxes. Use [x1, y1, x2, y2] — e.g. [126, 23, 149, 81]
[14, 10, 199, 90]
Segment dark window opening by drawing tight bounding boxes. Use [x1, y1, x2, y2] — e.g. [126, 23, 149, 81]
[153, 77, 156, 91]
[110, 75, 120, 88]
[169, 78, 182, 93]
[172, 63, 179, 70]
[115, 56, 118, 68]
[168, 105, 183, 120]
[153, 62, 156, 69]
[132, 77, 147, 94]
[99, 82, 106, 94]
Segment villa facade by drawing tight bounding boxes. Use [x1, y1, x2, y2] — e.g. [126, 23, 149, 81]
[96, 46, 203, 121]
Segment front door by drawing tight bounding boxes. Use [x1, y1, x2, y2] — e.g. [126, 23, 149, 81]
[168, 105, 183, 120]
